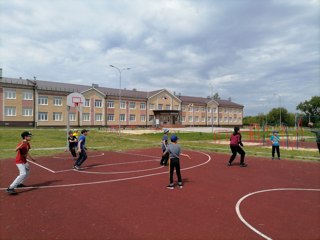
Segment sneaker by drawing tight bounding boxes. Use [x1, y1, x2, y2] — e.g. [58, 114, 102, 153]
[278, 158, 281, 160]
[178, 184, 183, 189]
[6, 188, 17, 195]
[227, 162, 232, 166]
[73, 165, 80, 170]
[240, 163, 248, 167]
[272, 157, 274, 160]
[166, 185, 174, 190]
[17, 184, 26, 188]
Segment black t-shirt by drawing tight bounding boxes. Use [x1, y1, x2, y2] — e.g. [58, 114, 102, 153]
[68, 136, 78, 148]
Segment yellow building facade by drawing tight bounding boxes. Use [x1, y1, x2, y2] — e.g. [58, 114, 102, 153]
[0, 77, 244, 128]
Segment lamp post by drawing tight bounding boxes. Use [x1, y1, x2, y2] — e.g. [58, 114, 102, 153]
[110, 65, 131, 135]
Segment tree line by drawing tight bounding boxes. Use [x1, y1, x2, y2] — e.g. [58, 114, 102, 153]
[243, 96, 320, 128]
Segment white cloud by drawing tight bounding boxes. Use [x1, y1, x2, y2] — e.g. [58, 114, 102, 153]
[0, 0, 319, 116]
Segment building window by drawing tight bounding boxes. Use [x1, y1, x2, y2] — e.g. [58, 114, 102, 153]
[53, 112, 63, 121]
[129, 102, 136, 109]
[23, 92, 33, 100]
[182, 116, 186, 122]
[188, 116, 193, 122]
[195, 107, 199, 112]
[22, 108, 33, 116]
[53, 97, 62, 106]
[166, 104, 171, 110]
[188, 106, 193, 112]
[208, 117, 212, 122]
[140, 115, 146, 122]
[84, 99, 90, 107]
[182, 106, 186, 111]
[5, 90, 16, 99]
[38, 112, 48, 121]
[95, 114, 103, 121]
[149, 104, 155, 110]
[120, 114, 126, 122]
[201, 117, 205, 122]
[5, 107, 16, 116]
[38, 96, 48, 105]
[107, 101, 114, 108]
[95, 100, 102, 108]
[140, 103, 146, 110]
[69, 113, 76, 121]
[129, 114, 136, 122]
[207, 108, 211, 113]
[174, 105, 179, 110]
[158, 104, 163, 110]
[83, 113, 90, 121]
[149, 115, 154, 122]
[107, 114, 115, 121]
[120, 101, 126, 109]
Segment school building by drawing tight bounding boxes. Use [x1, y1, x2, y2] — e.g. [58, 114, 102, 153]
[0, 76, 244, 128]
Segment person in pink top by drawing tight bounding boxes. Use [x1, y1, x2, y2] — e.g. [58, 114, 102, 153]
[227, 127, 247, 167]
[6, 131, 36, 195]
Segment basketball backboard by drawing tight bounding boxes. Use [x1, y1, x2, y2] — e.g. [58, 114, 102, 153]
[67, 92, 85, 107]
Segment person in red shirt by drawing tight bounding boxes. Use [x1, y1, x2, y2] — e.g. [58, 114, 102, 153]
[227, 127, 247, 167]
[6, 131, 36, 195]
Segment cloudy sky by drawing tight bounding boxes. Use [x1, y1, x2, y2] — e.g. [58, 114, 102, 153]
[1, 0, 319, 116]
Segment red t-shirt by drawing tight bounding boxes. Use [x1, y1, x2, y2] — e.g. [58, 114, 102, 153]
[15, 141, 31, 164]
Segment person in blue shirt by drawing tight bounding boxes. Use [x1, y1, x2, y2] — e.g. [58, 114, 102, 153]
[160, 128, 169, 166]
[270, 130, 280, 160]
[74, 129, 89, 170]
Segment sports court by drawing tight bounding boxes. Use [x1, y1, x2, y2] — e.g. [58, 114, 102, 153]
[0, 148, 319, 240]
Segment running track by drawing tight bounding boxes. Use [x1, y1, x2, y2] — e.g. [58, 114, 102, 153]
[0, 148, 319, 240]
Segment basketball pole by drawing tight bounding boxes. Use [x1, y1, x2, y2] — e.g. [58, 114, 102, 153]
[66, 105, 70, 149]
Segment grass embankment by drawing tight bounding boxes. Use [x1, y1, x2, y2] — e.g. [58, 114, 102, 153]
[0, 128, 318, 161]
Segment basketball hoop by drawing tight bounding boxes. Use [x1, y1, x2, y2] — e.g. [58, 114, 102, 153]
[67, 92, 85, 108]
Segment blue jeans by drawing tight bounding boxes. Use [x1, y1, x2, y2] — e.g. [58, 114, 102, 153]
[75, 150, 87, 167]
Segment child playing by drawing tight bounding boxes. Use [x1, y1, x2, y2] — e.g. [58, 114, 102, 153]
[163, 135, 190, 189]
[160, 128, 169, 166]
[6, 131, 36, 195]
[227, 126, 247, 167]
[68, 130, 78, 160]
[74, 129, 89, 170]
[270, 130, 281, 160]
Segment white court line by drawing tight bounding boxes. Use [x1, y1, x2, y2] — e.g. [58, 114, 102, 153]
[79, 165, 164, 174]
[28, 160, 56, 173]
[235, 188, 320, 240]
[0, 151, 211, 190]
[54, 159, 159, 173]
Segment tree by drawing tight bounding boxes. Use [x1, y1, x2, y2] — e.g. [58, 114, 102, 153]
[212, 92, 220, 100]
[296, 96, 320, 116]
[267, 107, 290, 126]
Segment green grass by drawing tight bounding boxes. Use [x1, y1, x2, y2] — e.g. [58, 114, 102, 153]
[0, 128, 319, 161]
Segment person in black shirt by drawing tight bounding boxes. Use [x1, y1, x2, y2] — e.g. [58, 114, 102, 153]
[68, 131, 78, 160]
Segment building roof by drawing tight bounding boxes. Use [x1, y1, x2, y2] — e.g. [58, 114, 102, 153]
[1, 77, 243, 108]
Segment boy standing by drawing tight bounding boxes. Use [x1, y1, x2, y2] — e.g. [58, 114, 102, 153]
[270, 130, 281, 159]
[68, 130, 78, 160]
[160, 128, 169, 166]
[74, 129, 89, 170]
[227, 127, 247, 167]
[6, 131, 36, 195]
[163, 135, 190, 189]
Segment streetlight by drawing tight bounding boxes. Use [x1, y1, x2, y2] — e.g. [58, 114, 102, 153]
[110, 65, 131, 135]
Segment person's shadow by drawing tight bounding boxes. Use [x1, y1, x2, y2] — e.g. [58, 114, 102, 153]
[18, 180, 62, 193]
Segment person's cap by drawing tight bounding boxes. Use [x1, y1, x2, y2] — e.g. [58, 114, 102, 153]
[163, 128, 169, 134]
[273, 130, 279, 134]
[81, 129, 89, 134]
[21, 131, 33, 138]
[170, 135, 179, 142]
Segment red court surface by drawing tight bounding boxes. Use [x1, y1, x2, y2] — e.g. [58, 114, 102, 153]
[0, 148, 319, 240]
